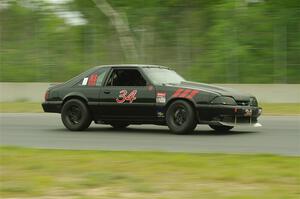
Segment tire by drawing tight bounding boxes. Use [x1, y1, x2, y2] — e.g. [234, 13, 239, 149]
[209, 125, 233, 132]
[110, 123, 129, 129]
[61, 99, 92, 131]
[166, 100, 197, 134]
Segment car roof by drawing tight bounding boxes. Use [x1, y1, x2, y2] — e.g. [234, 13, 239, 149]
[95, 64, 170, 69]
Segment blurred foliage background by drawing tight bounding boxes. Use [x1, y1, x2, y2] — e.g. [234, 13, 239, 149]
[0, 0, 299, 83]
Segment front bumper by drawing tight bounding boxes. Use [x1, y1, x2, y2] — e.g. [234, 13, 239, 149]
[42, 101, 62, 113]
[196, 104, 262, 126]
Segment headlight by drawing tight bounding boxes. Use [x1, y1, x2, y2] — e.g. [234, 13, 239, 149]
[211, 96, 236, 105]
[250, 97, 258, 106]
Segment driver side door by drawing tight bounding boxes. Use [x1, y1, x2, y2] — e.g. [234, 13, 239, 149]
[99, 68, 156, 121]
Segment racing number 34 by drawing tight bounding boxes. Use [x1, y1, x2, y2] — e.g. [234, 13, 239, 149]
[116, 90, 137, 103]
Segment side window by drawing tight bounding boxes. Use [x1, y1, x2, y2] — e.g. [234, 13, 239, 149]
[77, 68, 108, 87]
[106, 69, 147, 86]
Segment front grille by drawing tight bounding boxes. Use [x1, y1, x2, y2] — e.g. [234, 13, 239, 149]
[236, 98, 258, 106]
[236, 100, 250, 106]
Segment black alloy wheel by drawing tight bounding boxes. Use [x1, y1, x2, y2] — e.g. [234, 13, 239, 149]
[67, 105, 82, 124]
[166, 100, 197, 134]
[61, 99, 92, 131]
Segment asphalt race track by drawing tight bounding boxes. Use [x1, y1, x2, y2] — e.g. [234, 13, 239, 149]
[0, 113, 299, 156]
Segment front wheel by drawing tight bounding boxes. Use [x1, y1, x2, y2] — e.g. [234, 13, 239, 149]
[61, 99, 92, 131]
[209, 125, 233, 132]
[166, 100, 197, 134]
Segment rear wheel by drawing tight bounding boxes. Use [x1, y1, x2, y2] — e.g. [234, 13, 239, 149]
[166, 100, 197, 134]
[209, 125, 233, 132]
[110, 123, 129, 129]
[61, 99, 92, 131]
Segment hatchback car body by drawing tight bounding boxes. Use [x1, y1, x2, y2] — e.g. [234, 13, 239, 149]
[42, 64, 262, 134]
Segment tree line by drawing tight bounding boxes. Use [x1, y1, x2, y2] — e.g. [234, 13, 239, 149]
[0, 0, 299, 83]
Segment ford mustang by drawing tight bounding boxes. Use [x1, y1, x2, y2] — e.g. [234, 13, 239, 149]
[42, 64, 262, 134]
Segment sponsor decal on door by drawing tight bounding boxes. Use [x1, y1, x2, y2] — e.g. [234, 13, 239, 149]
[156, 92, 166, 104]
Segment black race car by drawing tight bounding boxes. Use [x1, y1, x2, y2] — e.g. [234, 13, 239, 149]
[42, 64, 262, 134]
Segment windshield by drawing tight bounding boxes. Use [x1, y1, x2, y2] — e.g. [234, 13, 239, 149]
[143, 68, 185, 85]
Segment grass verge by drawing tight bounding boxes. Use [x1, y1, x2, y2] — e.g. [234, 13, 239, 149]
[0, 147, 299, 199]
[0, 102, 42, 113]
[0, 102, 299, 115]
[260, 103, 300, 115]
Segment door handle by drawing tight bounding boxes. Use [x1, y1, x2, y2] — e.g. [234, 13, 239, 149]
[104, 90, 111, 94]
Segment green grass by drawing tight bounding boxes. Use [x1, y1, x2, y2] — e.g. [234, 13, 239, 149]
[0, 147, 299, 199]
[0, 102, 42, 113]
[260, 103, 300, 115]
[0, 102, 299, 115]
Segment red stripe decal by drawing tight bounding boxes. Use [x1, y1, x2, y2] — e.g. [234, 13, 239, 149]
[186, 90, 200, 99]
[172, 88, 184, 97]
[179, 89, 192, 98]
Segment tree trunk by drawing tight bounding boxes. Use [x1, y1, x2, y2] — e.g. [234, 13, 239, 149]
[91, 0, 138, 62]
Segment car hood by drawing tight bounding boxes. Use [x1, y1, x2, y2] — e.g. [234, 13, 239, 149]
[166, 81, 253, 101]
